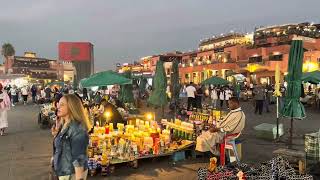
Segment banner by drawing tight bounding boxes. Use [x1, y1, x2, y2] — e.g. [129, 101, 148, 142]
[59, 42, 93, 61]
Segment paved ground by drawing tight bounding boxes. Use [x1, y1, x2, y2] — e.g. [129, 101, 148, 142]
[0, 101, 319, 180]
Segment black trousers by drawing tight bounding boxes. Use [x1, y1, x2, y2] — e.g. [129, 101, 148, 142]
[220, 100, 224, 108]
[187, 97, 196, 110]
[255, 100, 264, 114]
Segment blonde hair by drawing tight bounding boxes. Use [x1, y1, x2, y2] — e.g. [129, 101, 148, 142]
[63, 94, 92, 131]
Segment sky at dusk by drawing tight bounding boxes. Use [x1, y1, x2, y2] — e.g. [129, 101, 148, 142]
[1, 0, 319, 71]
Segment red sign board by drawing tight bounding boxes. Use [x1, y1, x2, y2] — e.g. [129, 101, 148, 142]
[59, 42, 93, 61]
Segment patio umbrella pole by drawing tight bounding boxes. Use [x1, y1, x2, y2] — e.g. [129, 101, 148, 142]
[276, 96, 279, 139]
[289, 117, 293, 149]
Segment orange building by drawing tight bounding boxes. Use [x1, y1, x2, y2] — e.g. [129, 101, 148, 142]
[118, 22, 320, 85]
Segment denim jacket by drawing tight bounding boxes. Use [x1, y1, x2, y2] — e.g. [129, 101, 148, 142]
[53, 121, 89, 176]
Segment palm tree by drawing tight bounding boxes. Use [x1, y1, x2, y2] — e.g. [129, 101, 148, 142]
[2, 43, 15, 73]
[2, 43, 15, 58]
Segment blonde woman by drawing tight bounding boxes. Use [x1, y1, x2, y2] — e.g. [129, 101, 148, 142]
[51, 94, 92, 180]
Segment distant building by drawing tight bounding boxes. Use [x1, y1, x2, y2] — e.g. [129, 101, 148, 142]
[117, 22, 320, 85]
[4, 52, 75, 84]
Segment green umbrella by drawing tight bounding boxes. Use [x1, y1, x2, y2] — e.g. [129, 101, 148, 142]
[119, 71, 134, 103]
[201, 76, 229, 86]
[139, 77, 148, 93]
[171, 59, 180, 102]
[148, 61, 168, 117]
[280, 40, 306, 147]
[302, 70, 320, 84]
[81, 70, 132, 87]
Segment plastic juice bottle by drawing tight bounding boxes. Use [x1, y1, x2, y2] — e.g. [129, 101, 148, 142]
[109, 123, 114, 132]
[105, 126, 109, 134]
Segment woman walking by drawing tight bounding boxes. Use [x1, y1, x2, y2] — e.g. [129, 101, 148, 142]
[51, 94, 92, 180]
[0, 83, 11, 136]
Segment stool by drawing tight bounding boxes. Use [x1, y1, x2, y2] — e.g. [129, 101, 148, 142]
[220, 133, 241, 166]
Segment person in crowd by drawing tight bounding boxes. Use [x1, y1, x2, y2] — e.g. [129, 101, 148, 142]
[253, 84, 265, 115]
[51, 94, 91, 180]
[45, 86, 52, 102]
[186, 82, 197, 110]
[132, 85, 140, 108]
[10, 85, 18, 106]
[211, 87, 218, 109]
[0, 83, 11, 136]
[93, 91, 102, 105]
[21, 86, 29, 105]
[82, 88, 89, 101]
[264, 85, 271, 113]
[31, 84, 38, 104]
[5, 85, 12, 103]
[97, 99, 125, 129]
[235, 83, 241, 98]
[249, 83, 254, 91]
[225, 87, 232, 106]
[54, 87, 63, 102]
[62, 85, 69, 95]
[195, 85, 204, 109]
[219, 87, 225, 109]
[308, 85, 312, 94]
[196, 97, 245, 153]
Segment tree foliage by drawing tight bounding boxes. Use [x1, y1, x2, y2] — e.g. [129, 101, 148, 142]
[2, 43, 15, 57]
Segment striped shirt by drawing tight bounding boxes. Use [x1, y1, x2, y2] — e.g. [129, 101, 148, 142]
[217, 107, 245, 134]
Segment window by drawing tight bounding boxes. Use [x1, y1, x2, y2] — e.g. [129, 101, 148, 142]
[269, 54, 283, 61]
[249, 56, 263, 63]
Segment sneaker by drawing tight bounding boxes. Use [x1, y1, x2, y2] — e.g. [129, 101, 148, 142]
[11, 104, 15, 107]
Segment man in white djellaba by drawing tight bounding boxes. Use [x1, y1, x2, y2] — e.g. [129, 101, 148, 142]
[0, 83, 11, 136]
[196, 97, 245, 154]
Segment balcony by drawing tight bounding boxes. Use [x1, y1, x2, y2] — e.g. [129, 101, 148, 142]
[179, 58, 236, 68]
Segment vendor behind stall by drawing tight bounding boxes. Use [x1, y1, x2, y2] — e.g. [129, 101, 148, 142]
[96, 98, 125, 129]
[196, 97, 245, 154]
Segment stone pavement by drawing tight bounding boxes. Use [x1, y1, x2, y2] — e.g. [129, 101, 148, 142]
[0, 101, 319, 180]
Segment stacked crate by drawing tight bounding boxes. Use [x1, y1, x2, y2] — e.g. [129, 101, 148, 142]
[304, 132, 320, 166]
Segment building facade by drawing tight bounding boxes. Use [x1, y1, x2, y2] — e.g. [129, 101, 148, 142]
[4, 52, 75, 84]
[118, 22, 320, 85]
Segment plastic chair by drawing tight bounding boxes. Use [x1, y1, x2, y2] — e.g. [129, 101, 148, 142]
[219, 132, 241, 166]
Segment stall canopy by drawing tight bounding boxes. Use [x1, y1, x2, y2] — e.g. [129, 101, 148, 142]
[148, 60, 168, 107]
[201, 76, 230, 86]
[281, 40, 306, 119]
[81, 70, 132, 87]
[119, 71, 134, 103]
[280, 40, 306, 147]
[301, 70, 320, 84]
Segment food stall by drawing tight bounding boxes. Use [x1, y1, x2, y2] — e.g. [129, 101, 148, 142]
[87, 118, 194, 176]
